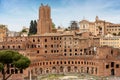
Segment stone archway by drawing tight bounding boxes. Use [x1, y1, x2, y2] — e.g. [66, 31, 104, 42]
[46, 69, 49, 74]
[67, 66, 71, 72]
[74, 66, 78, 72]
[111, 69, 115, 76]
[31, 69, 33, 75]
[87, 67, 89, 73]
[60, 66, 64, 72]
[81, 67, 83, 73]
[39, 68, 43, 74]
[52, 66, 56, 74]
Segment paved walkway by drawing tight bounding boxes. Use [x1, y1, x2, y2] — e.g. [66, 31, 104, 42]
[38, 74, 120, 80]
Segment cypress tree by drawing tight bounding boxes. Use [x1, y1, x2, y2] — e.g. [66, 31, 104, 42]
[29, 20, 34, 35]
[29, 20, 37, 35]
[33, 20, 37, 34]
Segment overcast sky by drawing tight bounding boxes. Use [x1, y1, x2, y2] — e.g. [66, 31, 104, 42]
[0, 0, 120, 31]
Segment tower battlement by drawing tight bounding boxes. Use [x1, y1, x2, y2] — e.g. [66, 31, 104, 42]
[37, 4, 52, 34]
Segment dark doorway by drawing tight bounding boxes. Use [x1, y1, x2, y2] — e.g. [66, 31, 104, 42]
[46, 70, 49, 73]
[40, 68, 42, 74]
[60, 66, 63, 72]
[111, 69, 115, 75]
[68, 66, 71, 72]
[87, 67, 89, 73]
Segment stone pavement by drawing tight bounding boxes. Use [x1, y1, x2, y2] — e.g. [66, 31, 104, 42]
[38, 74, 120, 80]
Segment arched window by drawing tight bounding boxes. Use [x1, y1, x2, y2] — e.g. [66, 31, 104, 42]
[2, 46, 5, 49]
[45, 39, 47, 42]
[8, 46, 10, 48]
[38, 39, 40, 42]
[13, 46, 15, 49]
[18, 45, 21, 49]
[33, 39, 35, 42]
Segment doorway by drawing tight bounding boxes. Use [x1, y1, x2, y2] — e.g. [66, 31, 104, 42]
[111, 69, 115, 75]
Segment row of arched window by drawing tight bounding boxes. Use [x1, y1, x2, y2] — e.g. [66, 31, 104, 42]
[0, 45, 22, 49]
[31, 60, 96, 67]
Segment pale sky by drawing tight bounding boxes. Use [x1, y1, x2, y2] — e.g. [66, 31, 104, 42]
[0, 0, 120, 31]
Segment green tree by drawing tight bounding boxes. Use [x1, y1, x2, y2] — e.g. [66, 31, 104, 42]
[33, 20, 37, 34]
[0, 50, 31, 80]
[29, 20, 34, 35]
[52, 22, 56, 29]
[21, 29, 27, 33]
[29, 20, 37, 35]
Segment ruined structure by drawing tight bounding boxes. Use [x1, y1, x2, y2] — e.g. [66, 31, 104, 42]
[0, 32, 120, 79]
[0, 4, 120, 80]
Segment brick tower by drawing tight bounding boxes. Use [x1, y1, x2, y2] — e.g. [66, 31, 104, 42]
[37, 4, 52, 34]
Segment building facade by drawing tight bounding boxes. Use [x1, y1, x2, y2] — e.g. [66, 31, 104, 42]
[100, 34, 120, 48]
[1, 4, 120, 80]
[106, 24, 120, 35]
[0, 32, 120, 79]
[79, 16, 113, 36]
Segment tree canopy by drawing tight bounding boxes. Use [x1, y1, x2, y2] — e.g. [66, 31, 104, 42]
[0, 50, 31, 80]
[52, 22, 56, 29]
[21, 29, 27, 33]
